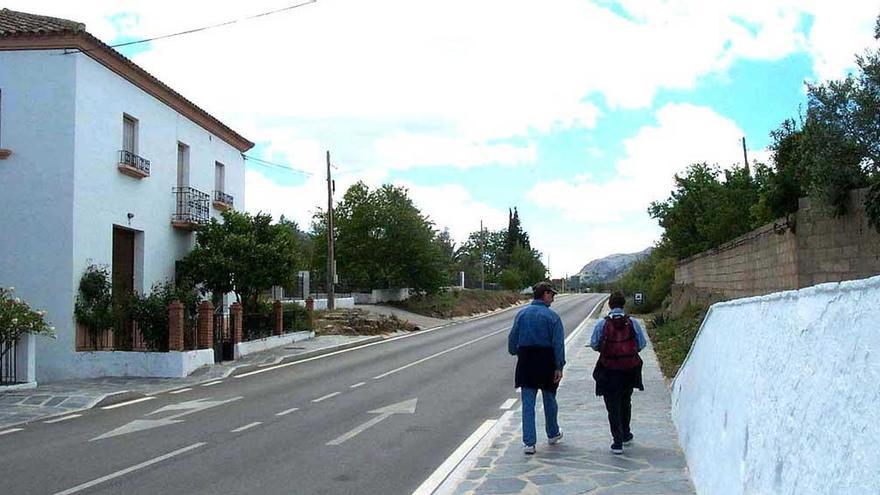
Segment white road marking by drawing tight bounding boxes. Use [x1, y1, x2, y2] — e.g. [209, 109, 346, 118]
[169, 388, 192, 394]
[92, 397, 243, 441]
[350, 382, 366, 389]
[373, 327, 508, 380]
[411, 418, 498, 495]
[499, 399, 517, 410]
[44, 414, 82, 424]
[327, 398, 418, 446]
[201, 381, 223, 387]
[276, 407, 300, 416]
[311, 392, 341, 403]
[565, 295, 608, 347]
[100, 397, 155, 410]
[0, 428, 23, 435]
[234, 304, 528, 379]
[52, 442, 206, 495]
[231, 422, 262, 433]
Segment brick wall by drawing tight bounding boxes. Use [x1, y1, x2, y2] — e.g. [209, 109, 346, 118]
[674, 187, 880, 302]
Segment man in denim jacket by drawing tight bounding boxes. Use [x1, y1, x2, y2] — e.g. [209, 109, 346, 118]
[508, 281, 565, 455]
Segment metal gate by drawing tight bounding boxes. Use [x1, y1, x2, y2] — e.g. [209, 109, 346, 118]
[213, 306, 234, 363]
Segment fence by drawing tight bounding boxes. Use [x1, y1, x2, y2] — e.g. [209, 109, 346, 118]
[0, 339, 17, 385]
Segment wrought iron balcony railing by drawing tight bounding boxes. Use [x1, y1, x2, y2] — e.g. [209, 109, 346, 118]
[213, 190, 234, 210]
[172, 187, 210, 229]
[118, 150, 151, 178]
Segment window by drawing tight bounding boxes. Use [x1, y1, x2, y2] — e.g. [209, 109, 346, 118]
[215, 162, 225, 193]
[122, 114, 137, 154]
[177, 142, 189, 188]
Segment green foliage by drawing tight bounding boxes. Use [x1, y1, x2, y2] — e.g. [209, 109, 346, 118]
[392, 289, 526, 319]
[615, 243, 675, 313]
[452, 219, 545, 289]
[647, 303, 707, 378]
[311, 182, 447, 294]
[128, 281, 199, 351]
[282, 302, 311, 332]
[0, 287, 54, 350]
[181, 210, 302, 312]
[74, 264, 115, 345]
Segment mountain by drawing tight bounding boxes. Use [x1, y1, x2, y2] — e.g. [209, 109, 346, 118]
[575, 247, 653, 284]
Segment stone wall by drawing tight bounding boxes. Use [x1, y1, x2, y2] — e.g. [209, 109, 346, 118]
[674, 187, 880, 303]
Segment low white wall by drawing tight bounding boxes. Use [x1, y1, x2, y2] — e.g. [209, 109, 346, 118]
[234, 331, 313, 359]
[288, 297, 355, 310]
[17, 333, 36, 385]
[353, 288, 410, 304]
[69, 349, 214, 378]
[671, 275, 880, 495]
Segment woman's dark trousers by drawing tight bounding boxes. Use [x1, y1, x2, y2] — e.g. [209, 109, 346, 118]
[602, 387, 633, 443]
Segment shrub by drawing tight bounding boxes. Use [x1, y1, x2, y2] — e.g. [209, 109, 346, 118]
[74, 264, 114, 347]
[0, 287, 55, 351]
[129, 282, 199, 351]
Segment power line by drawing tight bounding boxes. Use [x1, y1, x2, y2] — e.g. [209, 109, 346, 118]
[243, 155, 313, 176]
[66, 0, 317, 54]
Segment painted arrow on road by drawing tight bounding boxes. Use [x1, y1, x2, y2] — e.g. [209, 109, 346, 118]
[91, 396, 243, 441]
[326, 398, 418, 446]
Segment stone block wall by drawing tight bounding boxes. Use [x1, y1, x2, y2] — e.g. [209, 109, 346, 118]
[675, 187, 880, 302]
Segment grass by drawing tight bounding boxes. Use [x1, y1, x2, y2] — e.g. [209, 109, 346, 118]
[389, 289, 527, 319]
[646, 303, 708, 379]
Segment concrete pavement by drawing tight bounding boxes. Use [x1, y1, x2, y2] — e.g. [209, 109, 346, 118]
[445, 318, 695, 495]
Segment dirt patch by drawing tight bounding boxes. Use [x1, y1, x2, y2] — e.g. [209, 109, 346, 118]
[313, 308, 417, 336]
[389, 289, 528, 319]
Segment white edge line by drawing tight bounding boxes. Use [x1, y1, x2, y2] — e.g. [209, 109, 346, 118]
[0, 427, 23, 435]
[499, 398, 517, 410]
[412, 418, 500, 495]
[231, 422, 262, 433]
[100, 397, 155, 410]
[235, 304, 529, 379]
[350, 382, 366, 388]
[565, 295, 608, 347]
[311, 391, 341, 403]
[201, 381, 223, 387]
[44, 414, 82, 424]
[169, 388, 192, 395]
[52, 442, 205, 495]
[276, 407, 300, 417]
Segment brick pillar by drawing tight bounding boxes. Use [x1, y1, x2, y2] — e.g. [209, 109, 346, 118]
[230, 302, 243, 344]
[305, 297, 315, 330]
[197, 301, 214, 349]
[168, 300, 184, 351]
[274, 300, 283, 336]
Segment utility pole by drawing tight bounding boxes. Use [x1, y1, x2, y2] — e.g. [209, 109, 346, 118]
[742, 136, 750, 176]
[480, 220, 485, 290]
[326, 150, 335, 310]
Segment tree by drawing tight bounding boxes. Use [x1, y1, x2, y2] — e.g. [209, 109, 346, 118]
[311, 182, 447, 294]
[180, 210, 302, 311]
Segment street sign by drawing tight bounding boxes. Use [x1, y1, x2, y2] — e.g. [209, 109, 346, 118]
[635, 292, 644, 304]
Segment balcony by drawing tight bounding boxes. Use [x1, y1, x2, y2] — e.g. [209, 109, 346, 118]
[171, 187, 210, 230]
[117, 150, 151, 178]
[213, 190, 234, 211]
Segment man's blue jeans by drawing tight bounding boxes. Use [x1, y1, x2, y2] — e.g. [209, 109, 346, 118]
[520, 387, 560, 446]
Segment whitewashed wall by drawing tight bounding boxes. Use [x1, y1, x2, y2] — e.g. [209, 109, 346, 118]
[0, 50, 77, 384]
[671, 275, 880, 495]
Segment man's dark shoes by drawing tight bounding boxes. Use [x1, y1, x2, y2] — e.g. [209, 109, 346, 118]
[622, 433, 634, 445]
[610, 442, 624, 455]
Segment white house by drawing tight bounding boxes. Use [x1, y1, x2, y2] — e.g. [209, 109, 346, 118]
[0, 9, 254, 382]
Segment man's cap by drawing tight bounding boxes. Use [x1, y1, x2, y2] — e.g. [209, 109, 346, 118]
[533, 281, 558, 298]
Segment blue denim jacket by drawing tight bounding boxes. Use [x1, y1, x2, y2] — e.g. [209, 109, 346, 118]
[508, 300, 566, 370]
[590, 307, 647, 351]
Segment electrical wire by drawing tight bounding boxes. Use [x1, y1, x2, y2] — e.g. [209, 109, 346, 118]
[66, 0, 317, 54]
[244, 155, 313, 176]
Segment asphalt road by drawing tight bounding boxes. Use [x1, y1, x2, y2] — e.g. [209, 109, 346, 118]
[0, 293, 605, 495]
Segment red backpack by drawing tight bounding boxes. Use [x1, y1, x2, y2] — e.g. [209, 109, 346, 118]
[599, 315, 642, 370]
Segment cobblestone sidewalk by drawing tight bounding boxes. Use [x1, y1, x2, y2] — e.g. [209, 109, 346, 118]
[449, 320, 695, 495]
[0, 332, 381, 429]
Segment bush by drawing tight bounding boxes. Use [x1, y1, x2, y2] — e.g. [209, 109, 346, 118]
[282, 302, 311, 332]
[0, 287, 55, 349]
[129, 282, 198, 351]
[647, 303, 707, 378]
[74, 264, 114, 347]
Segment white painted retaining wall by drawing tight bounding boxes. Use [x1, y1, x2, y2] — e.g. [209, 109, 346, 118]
[234, 331, 313, 359]
[288, 297, 355, 310]
[353, 288, 410, 304]
[671, 275, 880, 495]
[69, 349, 214, 378]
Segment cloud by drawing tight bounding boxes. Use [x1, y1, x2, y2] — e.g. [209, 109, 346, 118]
[529, 103, 747, 222]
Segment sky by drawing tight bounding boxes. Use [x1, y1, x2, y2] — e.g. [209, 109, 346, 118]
[10, 0, 880, 278]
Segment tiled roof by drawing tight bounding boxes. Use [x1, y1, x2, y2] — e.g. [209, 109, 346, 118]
[0, 8, 85, 36]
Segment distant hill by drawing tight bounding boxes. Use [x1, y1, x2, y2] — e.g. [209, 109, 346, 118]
[576, 247, 653, 284]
